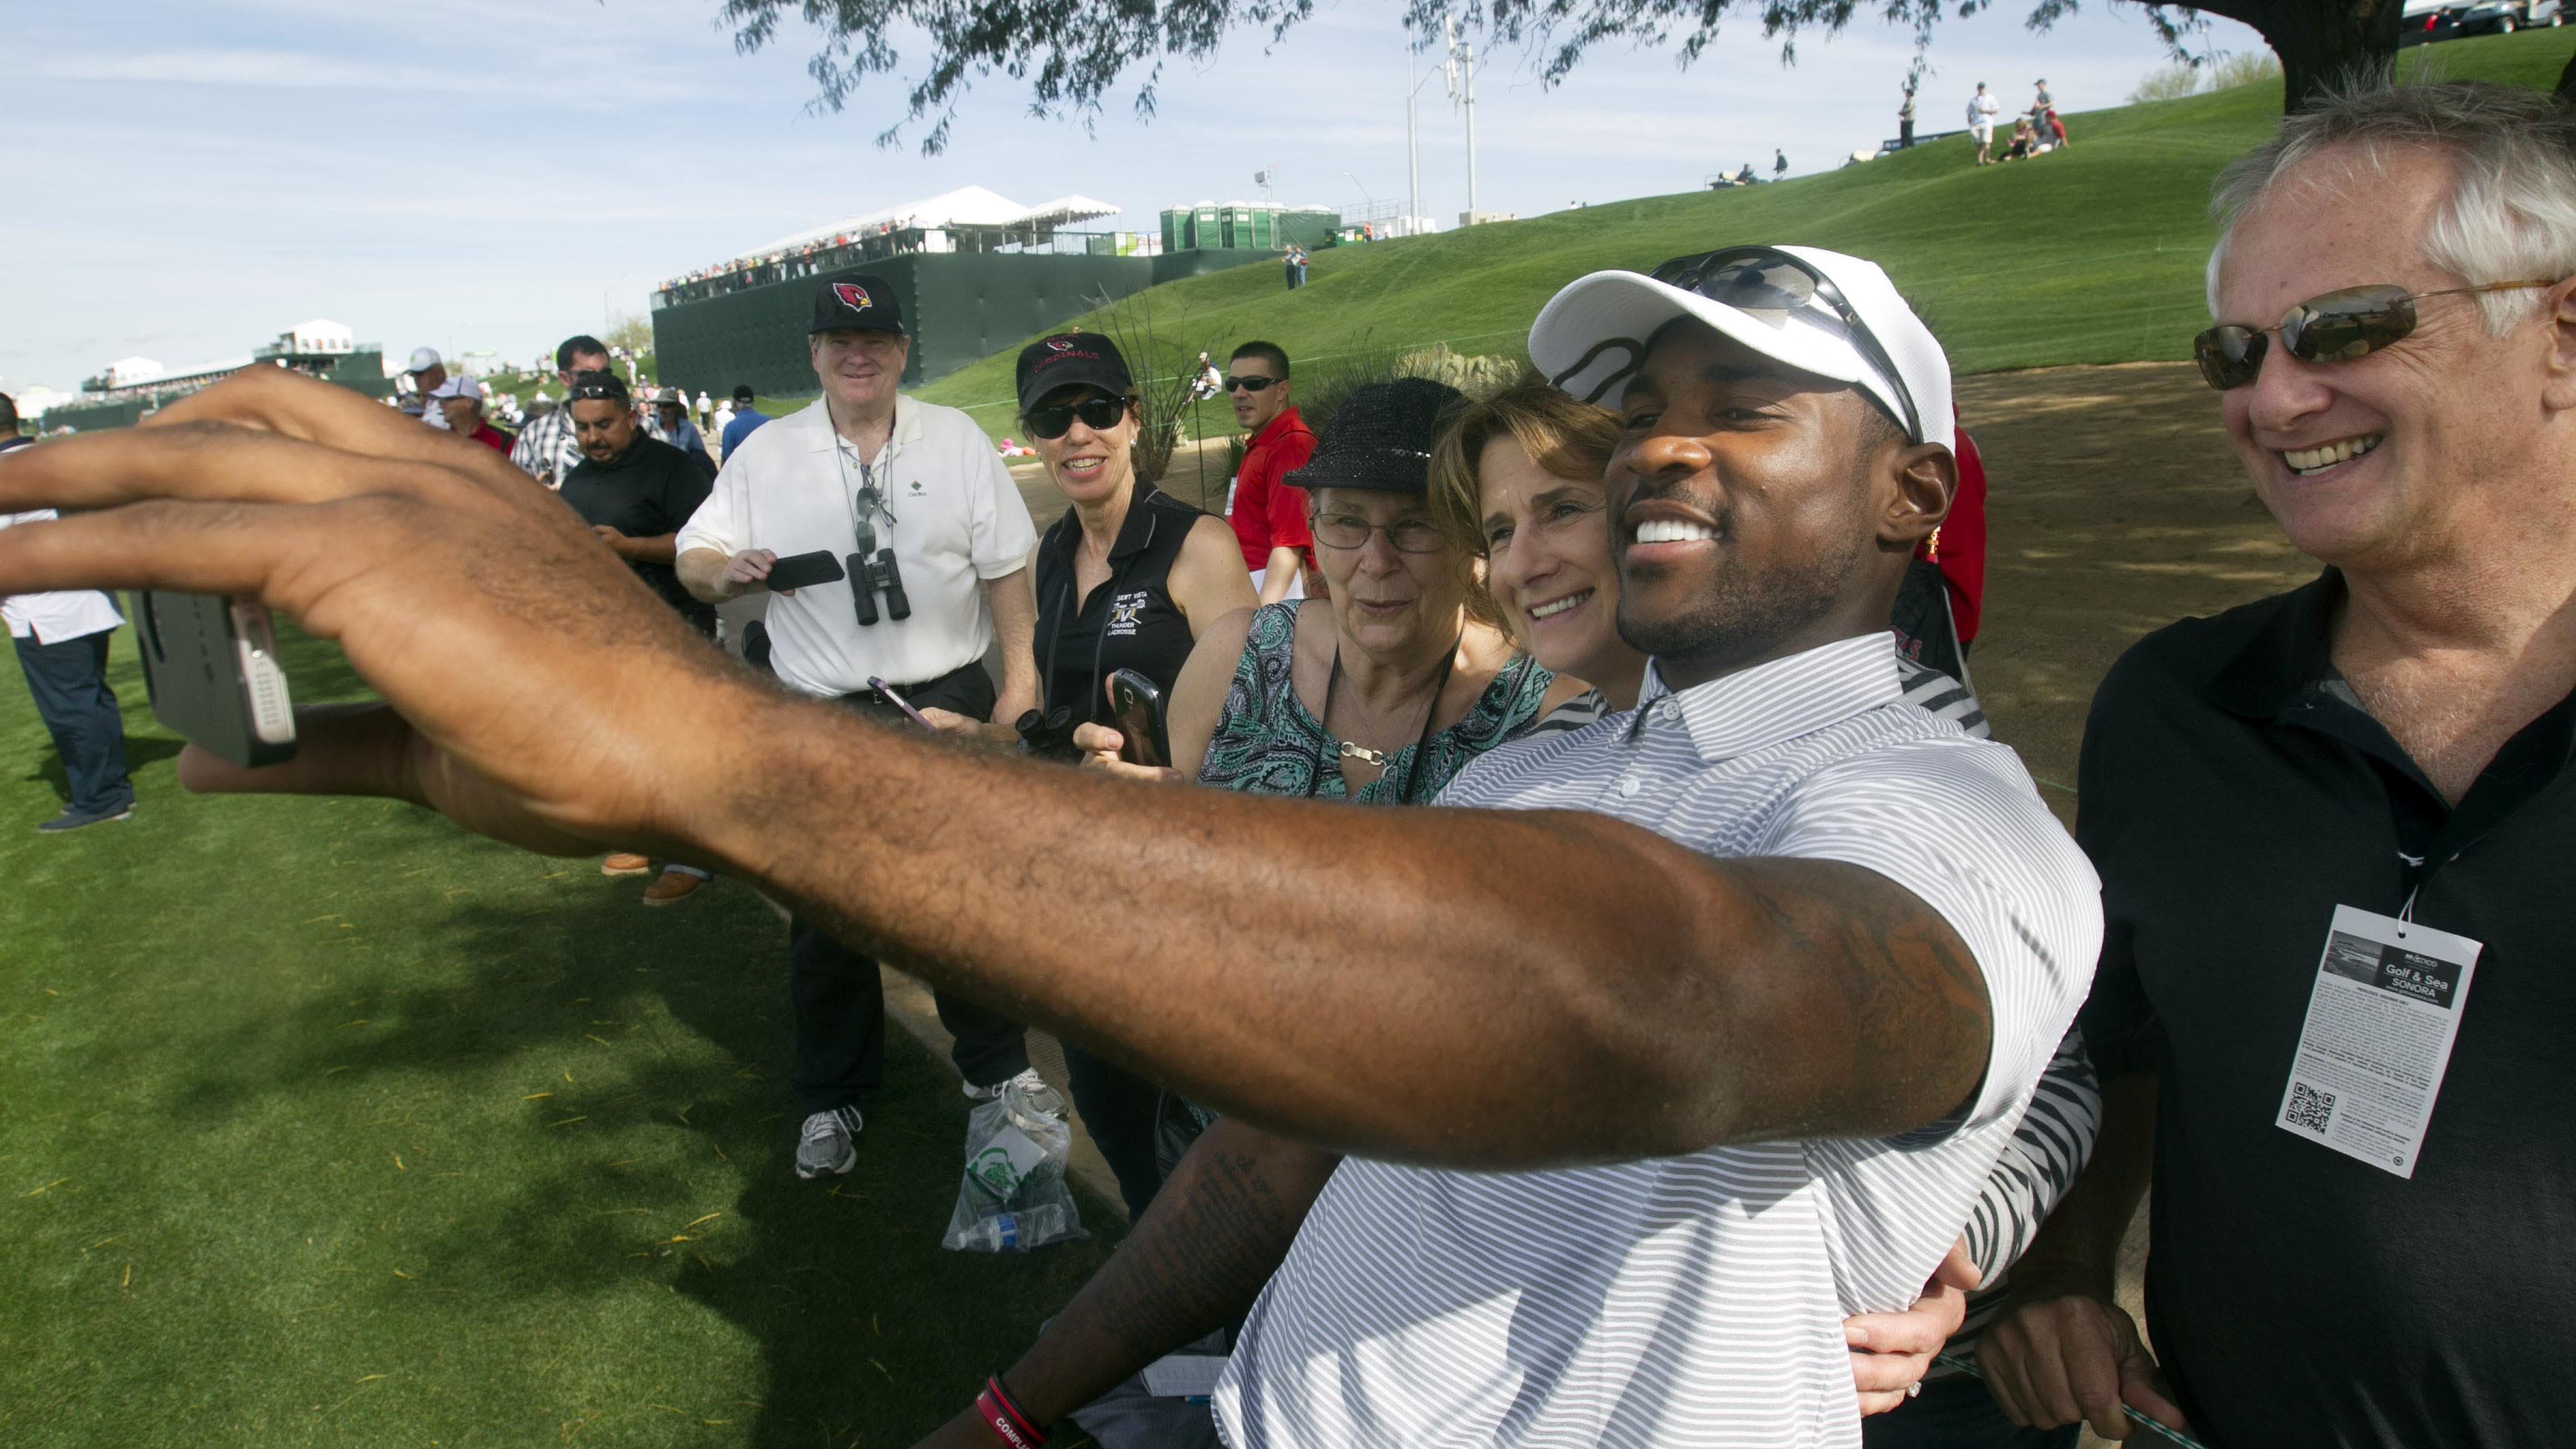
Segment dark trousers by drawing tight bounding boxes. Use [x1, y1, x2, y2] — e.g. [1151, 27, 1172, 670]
[1061, 1042, 1170, 1219]
[788, 660, 1030, 1111]
[14, 630, 133, 817]
[1901, 119, 1916, 148]
[1861, 1374, 2079, 1449]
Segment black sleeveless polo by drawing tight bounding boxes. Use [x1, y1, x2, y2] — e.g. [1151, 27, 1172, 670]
[1034, 484, 1206, 732]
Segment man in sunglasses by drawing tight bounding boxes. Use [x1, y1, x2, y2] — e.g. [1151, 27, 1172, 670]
[670, 275, 1046, 1181]
[0, 241, 2097, 1445]
[509, 333, 613, 489]
[1981, 82, 2576, 1449]
[1223, 341, 1317, 605]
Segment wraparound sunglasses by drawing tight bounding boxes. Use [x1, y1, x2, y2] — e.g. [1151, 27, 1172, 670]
[1024, 396, 1130, 440]
[2192, 280, 2560, 391]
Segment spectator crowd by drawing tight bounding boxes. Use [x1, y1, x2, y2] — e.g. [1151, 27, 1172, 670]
[2, 77, 2572, 1449]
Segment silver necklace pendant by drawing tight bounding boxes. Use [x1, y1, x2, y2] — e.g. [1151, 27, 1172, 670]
[1337, 740, 1391, 768]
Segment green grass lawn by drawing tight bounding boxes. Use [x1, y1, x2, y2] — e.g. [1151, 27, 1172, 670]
[900, 28, 2572, 436]
[0, 623, 1119, 1447]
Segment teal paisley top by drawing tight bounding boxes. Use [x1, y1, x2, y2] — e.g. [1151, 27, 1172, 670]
[1195, 600, 1556, 804]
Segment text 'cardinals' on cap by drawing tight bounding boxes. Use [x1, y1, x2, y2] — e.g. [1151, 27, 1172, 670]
[809, 276, 906, 336]
[1015, 333, 1133, 413]
[405, 346, 442, 374]
[1526, 243, 1953, 447]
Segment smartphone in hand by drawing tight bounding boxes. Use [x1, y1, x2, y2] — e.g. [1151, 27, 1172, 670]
[1107, 668, 1171, 769]
[867, 676, 937, 730]
[763, 550, 846, 592]
[132, 591, 297, 768]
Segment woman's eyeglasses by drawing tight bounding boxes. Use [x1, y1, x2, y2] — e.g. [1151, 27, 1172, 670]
[1024, 396, 1129, 440]
[1312, 512, 1445, 554]
[2192, 280, 2560, 391]
[1222, 376, 1280, 394]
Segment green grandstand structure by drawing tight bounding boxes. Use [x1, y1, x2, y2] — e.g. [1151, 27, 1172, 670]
[649, 187, 1337, 398]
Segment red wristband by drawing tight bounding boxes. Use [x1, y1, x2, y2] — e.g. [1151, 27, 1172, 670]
[976, 1375, 1047, 1449]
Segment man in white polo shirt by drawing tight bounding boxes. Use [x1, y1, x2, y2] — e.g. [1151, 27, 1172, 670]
[675, 275, 1045, 1181]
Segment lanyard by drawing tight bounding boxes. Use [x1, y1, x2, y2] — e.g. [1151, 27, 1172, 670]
[831, 406, 901, 542]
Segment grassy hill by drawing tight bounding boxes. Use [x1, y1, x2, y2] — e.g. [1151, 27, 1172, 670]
[911, 28, 2573, 435]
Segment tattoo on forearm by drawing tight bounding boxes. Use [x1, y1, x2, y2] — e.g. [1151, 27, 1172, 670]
[1736, 861, 1992, 1130]
[1085, 1144, 1321, 1362]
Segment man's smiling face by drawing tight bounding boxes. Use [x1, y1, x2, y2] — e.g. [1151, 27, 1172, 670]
[1605, 318, 1919, 688]
[2212, 143, 2555, 574]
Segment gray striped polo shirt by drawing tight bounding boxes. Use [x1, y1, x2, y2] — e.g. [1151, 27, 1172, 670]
[1214, 632, 2102, 1448]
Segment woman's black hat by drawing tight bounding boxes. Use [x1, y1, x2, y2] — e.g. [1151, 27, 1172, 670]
[1287, 377, 1467, 494]
[1015, 332, 1133, 412]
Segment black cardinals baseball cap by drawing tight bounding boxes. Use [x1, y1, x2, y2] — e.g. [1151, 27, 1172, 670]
[1015, 333, 1133, 412]
[809, 275, 905, 336]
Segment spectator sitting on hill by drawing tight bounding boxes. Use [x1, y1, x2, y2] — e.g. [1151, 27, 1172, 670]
[2004, 118, 2038, 162]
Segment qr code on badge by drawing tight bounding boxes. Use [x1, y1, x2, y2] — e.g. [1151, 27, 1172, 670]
[2286, 1080, 2336, 1135]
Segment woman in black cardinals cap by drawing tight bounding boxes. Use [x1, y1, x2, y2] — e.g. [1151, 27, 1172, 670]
[922, 331, 1256, 1219]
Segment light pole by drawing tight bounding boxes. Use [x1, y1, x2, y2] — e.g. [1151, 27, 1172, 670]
[1406, 48, 1440, 233]
[1443, 14, 1479, 220]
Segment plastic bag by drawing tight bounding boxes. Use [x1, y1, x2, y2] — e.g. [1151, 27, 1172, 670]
[943, 1077, 1085, 1253]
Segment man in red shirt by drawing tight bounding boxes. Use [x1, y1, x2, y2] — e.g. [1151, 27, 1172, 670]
[1224, 341, 1318, 604]
[434, 378, 514, 456]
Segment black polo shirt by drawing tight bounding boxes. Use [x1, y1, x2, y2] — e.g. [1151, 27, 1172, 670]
[2077, 570, 2576, 1449]
[560, 435, 716, 635]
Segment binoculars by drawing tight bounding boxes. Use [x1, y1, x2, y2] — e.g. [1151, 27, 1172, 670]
[847, 547, 911, 626]
[1015, 705, 1083, 762]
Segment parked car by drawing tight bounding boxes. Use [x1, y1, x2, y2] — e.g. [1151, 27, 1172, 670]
[2399, 0, 2552, 42]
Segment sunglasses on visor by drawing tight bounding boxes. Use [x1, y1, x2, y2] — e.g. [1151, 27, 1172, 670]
[1024, 396, 1129, 440]
[1551, 246, 1925, 444]
[2191, 280, 2562, 391]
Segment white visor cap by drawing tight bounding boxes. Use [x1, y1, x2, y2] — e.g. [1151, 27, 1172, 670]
[1528, 245, 1953, 447]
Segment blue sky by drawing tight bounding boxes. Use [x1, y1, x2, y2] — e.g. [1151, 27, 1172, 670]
[2, 0, 2263, 394]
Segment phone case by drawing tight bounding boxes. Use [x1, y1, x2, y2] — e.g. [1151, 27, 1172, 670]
[765, 550, 847, 592]
[132, 591, 298, 768]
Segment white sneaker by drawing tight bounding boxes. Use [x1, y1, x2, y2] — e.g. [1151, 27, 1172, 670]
[795, 1105, 863, 1179]
[962, 1067, 1048, 1104]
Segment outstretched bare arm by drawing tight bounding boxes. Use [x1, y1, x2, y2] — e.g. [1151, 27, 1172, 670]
[0, 369, 1999, 1169]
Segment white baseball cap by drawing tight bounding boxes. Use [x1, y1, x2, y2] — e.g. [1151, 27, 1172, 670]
[405, 346, 443, 374]
[429, 375, 479, 401]
[1528, 244, 1953, 447]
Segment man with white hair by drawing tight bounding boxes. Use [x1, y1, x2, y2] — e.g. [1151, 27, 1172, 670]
[1981, 81, 2576, 1448]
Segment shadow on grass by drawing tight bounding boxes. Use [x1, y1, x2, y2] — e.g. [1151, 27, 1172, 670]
[21, 735, 186, 804]
[164, 809, 1116, 1448]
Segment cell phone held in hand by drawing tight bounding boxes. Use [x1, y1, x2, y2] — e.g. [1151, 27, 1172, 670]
[763, 549, 846, 593]
[1107, 668, 1171, 769]
[131, 591, 297, 768]
[867, 676, 937, 731]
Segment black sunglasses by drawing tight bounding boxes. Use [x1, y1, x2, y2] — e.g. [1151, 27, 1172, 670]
[1024, 396, 1129, 440]
[566, 382, 627, 402]
[2192, 280, 2560, 391]
[1222, 375, 1280, 393]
